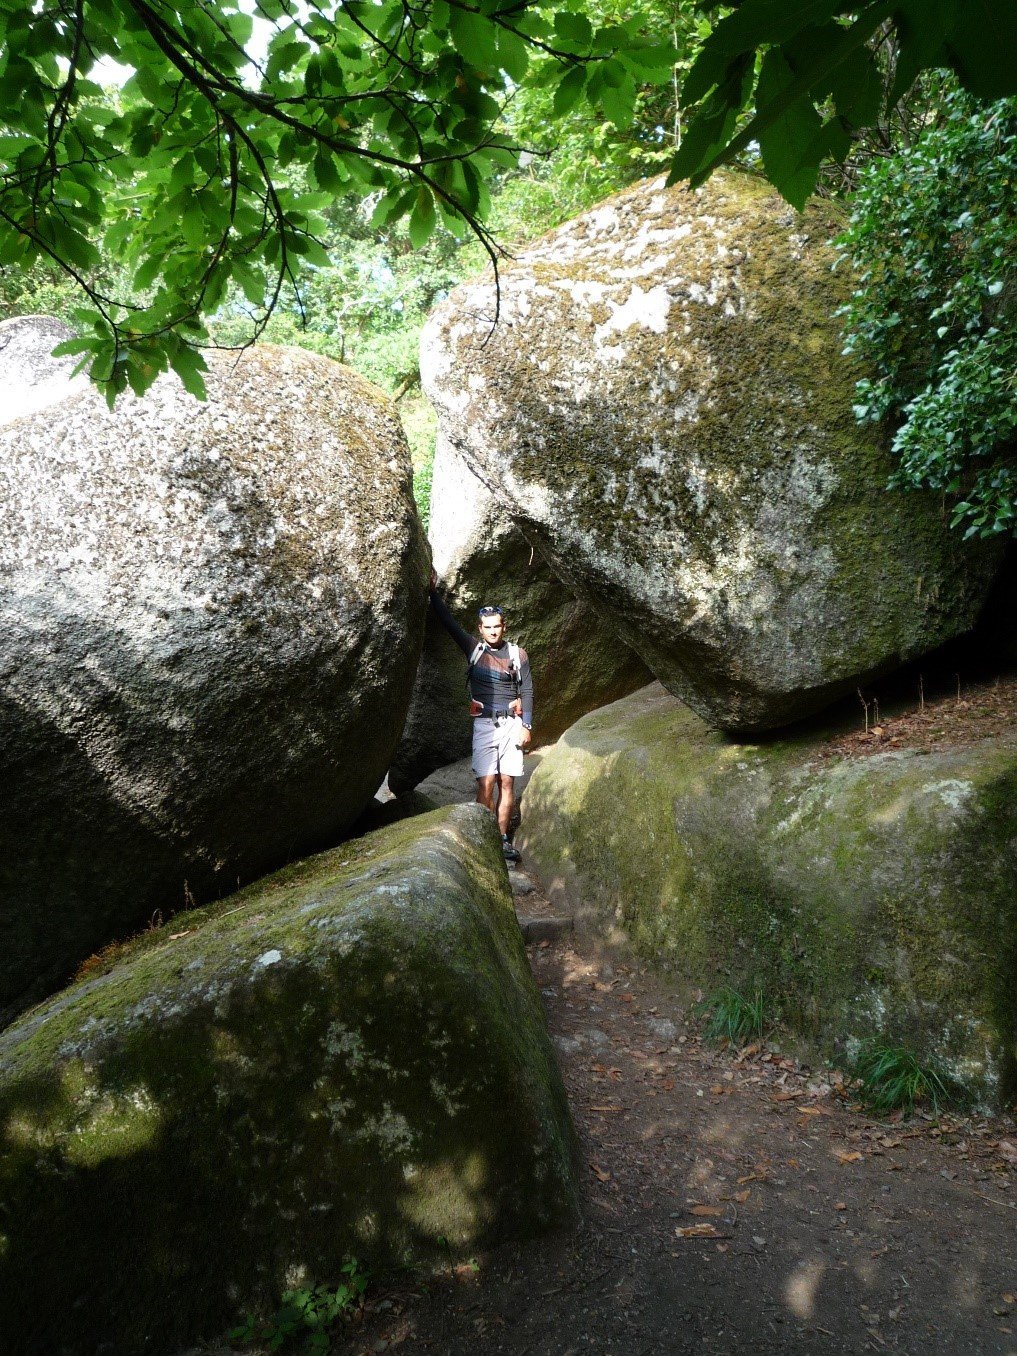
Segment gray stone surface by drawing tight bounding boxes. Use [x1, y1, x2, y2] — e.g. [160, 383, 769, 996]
[521, 683, 1017, 1104]
[421, 172, 1001, 732]
[0, 327, 429, 1018]
[0, 804, 577, 1355]
[0, 315, 87, 423]
[387, 435, 649, 794]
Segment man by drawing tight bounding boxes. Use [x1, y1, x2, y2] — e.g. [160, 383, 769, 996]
[429, 568, 533, 862]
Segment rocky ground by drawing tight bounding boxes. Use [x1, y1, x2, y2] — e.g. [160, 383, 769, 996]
[334, 856, 1017, 1356]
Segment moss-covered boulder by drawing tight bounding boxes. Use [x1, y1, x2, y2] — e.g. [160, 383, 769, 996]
[521, 685, 1017, 1104]
[0, 804, 576, 1356]
[0, 319, 429, 1020]
[422, 172, 1000, 733]
[389, 435, 650, 794]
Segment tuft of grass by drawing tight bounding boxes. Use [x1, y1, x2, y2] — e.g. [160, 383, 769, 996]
[696, 985, 765, 1045]
[850, 1040, 958, 1117]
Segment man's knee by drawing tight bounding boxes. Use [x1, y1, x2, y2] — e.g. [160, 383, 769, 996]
[475, 776, 496, 808]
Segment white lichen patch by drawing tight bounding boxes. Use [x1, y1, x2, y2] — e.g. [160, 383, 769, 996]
[922, 779, 975, 812]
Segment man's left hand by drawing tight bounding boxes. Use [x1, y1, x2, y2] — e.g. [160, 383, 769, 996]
[518, 724, 532, 749]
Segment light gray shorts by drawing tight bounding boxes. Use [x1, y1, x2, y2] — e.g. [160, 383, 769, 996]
[472, 716, 525, 778]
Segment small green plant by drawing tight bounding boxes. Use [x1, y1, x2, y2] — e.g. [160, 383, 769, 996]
[850, 1041, 957, 1117]
[697, 985, 765, 1045]
[230, 1259, 369, 1355]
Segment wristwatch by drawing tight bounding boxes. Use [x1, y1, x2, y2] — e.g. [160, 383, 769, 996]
[522, 722, 532, 730]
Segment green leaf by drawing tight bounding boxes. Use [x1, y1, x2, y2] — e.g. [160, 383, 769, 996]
[552, 64, 587, 118]
[449, 7, 498, 71]
[133, 253, 163, 292]
[683, 0, 841, 105]
[50, 335, 96, 358]
[495, 25, 529, 82]
[311, 148, 343, 192]
[170, 343, 208, 400]
[408, 187, 436, 249]
[553, 12, 593, 48]
[755, 47, 823, 209]
[600, 75, 637, 130]
[668, 55, 753, 187]
[890, 0, 962, 106]
[945, 0, 1017, 99]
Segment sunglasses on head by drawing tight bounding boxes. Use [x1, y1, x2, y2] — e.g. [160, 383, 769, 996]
[478, 605, 504, 618]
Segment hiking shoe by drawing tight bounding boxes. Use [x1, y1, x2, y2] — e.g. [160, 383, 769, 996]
[501, 835, 521, 863]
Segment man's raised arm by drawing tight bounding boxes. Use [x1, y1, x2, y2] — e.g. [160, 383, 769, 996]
[428, 570, 475, 658]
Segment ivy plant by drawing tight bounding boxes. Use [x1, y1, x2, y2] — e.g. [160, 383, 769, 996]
[836, 84, 1016, 538]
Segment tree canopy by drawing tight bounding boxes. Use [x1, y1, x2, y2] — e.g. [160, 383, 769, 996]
[0, 0, 675, 401]
[3, 1, 1016, 402]
[671, 0, 1017, 208]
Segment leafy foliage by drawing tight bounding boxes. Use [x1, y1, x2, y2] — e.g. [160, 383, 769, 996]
[697, 985, 765, 1045]
[850, 1040, 958, 1116]
[837, 86, 1017, 537]
[671, 0, 1017, 208]
[229, 1259, 369, 1355]
[0, 0, 675, 402]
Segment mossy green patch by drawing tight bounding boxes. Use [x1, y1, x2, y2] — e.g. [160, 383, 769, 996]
[0, 804, 576, 1356]
[521, 685, 1017, 1105]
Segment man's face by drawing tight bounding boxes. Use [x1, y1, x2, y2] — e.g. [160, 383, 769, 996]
[478, 611, 505, 646]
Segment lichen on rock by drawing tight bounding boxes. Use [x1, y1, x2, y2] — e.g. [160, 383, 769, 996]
[520, 685, 1017, 1105]
[0, 803, 576, 1355]
[0, 319, 430, 1019]
[422, 172, 1001, 733]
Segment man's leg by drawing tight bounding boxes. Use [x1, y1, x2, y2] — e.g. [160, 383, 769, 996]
[476, 774, 497, 811]
[496, 774, 515, 838]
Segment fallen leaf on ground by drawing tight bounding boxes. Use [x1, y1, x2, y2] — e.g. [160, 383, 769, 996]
[835, 1201, 847, 1211]
[773, 1091, 804, 1102]
[835, 1150, 864, 1164]
[737, 1174, 761, 1185]
[169, 930, 192, 940]
[997, 1140, 1017, 1164]
[590, 1163, 611, 1182]
[691, 1204, 724, 1217]
[676, 1224, 720, 1238]
[732, 1189, 751, 1204]
[710, 1084, 725, 1095]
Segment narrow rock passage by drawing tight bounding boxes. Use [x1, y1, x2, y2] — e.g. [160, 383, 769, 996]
[346, 861, 1017, 1356]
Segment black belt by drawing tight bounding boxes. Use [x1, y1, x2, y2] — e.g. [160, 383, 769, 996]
[481, 707, 512, 721]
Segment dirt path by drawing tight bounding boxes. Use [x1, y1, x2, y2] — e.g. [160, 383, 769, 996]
[341, 863, 1017, 1356]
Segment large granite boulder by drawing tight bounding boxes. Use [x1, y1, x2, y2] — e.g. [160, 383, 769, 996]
[0, 318, 428, 1020]
[0, 804, 577, 1355]
[388, 435, 650, 794]
[521, 685, 1017, 1105]
[422, 172, 1001, 733]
